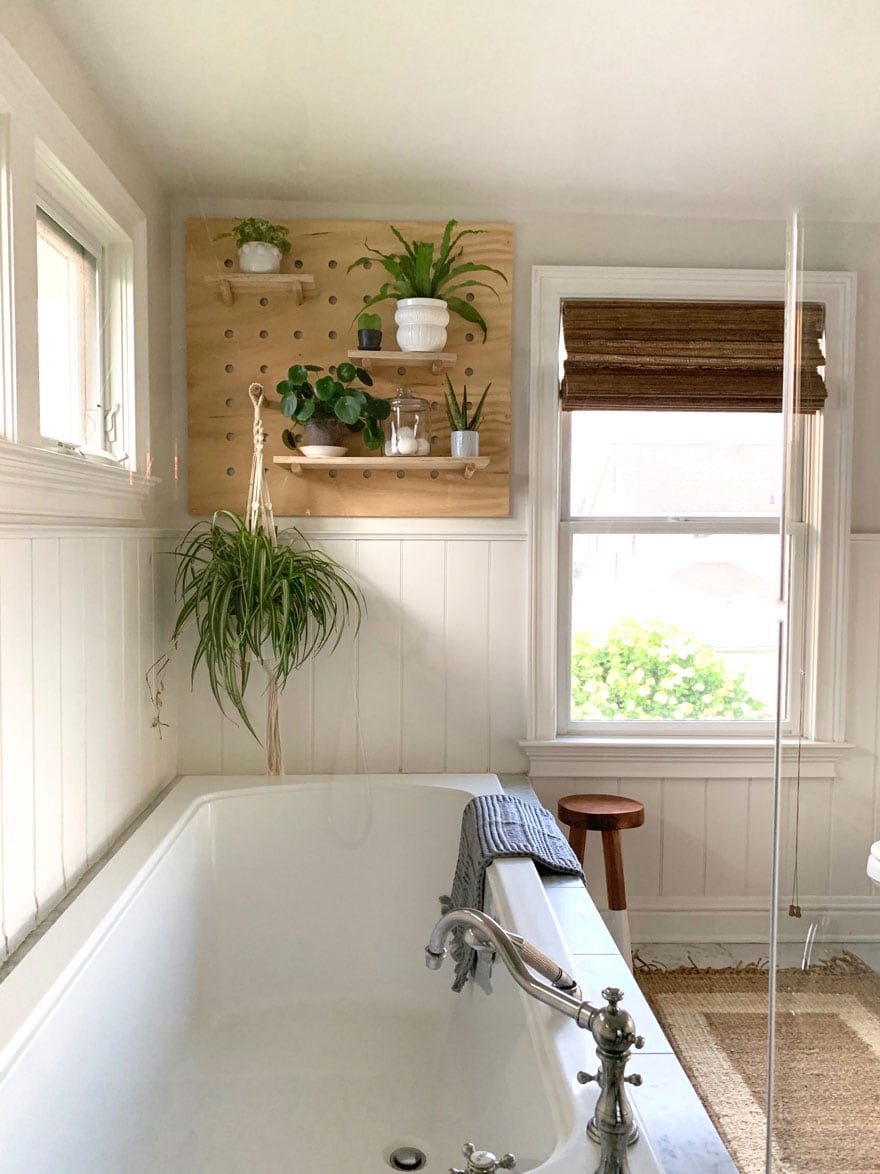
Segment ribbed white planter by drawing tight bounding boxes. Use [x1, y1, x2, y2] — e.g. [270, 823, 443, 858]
[238, 241, 283, 273]
[395, 297, 449, 352]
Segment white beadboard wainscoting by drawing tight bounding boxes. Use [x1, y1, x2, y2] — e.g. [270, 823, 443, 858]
[176, 535, 529, 777]
[0, 529, 177, 960]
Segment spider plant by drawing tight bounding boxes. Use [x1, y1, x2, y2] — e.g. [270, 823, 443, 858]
[444, 374, 491, 432]
[347, 218, 507, 341]
[172, 511, 362, 740]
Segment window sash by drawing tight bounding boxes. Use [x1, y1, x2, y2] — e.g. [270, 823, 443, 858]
[36, 208, 101, 449]
[557, 411, 808, 737]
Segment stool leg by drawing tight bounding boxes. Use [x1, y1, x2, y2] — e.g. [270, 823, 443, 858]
[601, 829, 633, 968]
[568, 824, 587, 865]
[601, 829, 627, 910]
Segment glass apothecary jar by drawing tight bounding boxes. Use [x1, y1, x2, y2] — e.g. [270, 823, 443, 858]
[385, 387, 431, 456]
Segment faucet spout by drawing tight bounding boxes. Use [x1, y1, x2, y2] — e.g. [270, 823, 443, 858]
[426, 908, 645, 1174]
[426, 907, 592, 1024]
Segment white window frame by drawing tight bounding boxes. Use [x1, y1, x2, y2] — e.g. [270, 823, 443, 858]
[0, 34, 152, 525]
[523, 266, 856, 778]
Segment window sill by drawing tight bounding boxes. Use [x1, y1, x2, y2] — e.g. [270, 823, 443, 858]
[520, 737, 854, 779]
[0, 441, 156, 526]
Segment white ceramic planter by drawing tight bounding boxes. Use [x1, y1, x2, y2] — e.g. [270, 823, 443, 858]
[451, 430, 479, 458]
[238, 241, 283, 273]
[394, 297, 449, 352]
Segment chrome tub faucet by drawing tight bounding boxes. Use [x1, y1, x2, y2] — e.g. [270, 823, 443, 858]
[426, 907, 644, 1174]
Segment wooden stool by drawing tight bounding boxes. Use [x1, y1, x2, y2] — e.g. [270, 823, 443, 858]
[557, 794, 645, 964]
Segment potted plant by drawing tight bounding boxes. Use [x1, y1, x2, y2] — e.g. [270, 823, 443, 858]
[357, 311, 383, 351]
[214, 217, 292, 273]
[444, 374, 491, 458]
[162, 384, 361, 776]
[277, 361, 391, 452]
[348, 219, 507, 351]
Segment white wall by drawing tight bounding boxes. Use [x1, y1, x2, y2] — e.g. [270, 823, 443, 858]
[0, 10, 175, 959]
[171, 197, 880, 942]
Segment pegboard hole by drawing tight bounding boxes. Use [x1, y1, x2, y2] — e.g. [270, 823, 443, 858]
[430, 402, 439, 411]
[466, 293, 475, 303]
[329, 469, 338, 478]
[224, 329, 234, 338]
[430, 470, 440, 479]
[431, 435, 439, 445]
[396, 470, 406, 479]
[226, 467, 235, 476]
[362, 295, 371, 304]
[225, 364, 234, 373]
[260, 330, 269, 339]
[329, 365, 337, 375]
[225, 397, 234, 407]
[362, 470, 372, 479]
[294, 330, 303, 339]
[260, 297, 269, 306]
[465, 332, 474, 342]
[362, 260, 372, 269]
[328, 259, 338, 269]
[226, 432, 234, 441]
[328, 330, 337, 340]
[224, 258, 233, 269]
[328, 295, 337, 305]
[294, 259, 303, 270]
[397, 367, 406, 376]
[260, 365, 268, 374]
[465, 367, 474, 376]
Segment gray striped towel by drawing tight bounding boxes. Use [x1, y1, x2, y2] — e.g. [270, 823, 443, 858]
[440, 793, 584, 991]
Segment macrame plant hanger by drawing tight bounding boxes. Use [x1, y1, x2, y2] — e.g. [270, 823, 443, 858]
[246, 382, 284, 776]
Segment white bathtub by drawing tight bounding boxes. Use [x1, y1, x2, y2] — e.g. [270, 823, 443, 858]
[0, 774, 663, 1173]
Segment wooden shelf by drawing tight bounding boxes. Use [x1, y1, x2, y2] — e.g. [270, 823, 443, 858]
[347, 349, 457, 375]
[205, 273, 317, 306]
[274, 455, 490, 480]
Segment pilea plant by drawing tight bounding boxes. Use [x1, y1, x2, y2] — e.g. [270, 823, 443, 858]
[348, 218, 507, 341]
[277, 362, 391, 450]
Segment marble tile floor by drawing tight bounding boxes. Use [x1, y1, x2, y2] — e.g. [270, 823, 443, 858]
[633, 940, 880, 972]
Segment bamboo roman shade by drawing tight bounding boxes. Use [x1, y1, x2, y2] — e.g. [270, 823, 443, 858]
[560, 300, 827, 413]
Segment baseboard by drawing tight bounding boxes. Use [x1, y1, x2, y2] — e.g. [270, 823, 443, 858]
[617, 896, 880, 943]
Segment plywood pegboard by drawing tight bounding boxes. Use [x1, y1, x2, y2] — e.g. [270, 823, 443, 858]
[185, 218, 513, 517]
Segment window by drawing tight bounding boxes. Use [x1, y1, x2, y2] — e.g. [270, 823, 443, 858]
[0, 34, 152, 523]
[525, 267, 855, 773]
[36, 207, 102, 450]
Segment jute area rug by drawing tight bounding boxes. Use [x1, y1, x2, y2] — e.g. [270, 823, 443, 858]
[635, 952, 880, 1174]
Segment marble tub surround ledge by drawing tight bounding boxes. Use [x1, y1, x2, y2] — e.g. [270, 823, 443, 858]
[499, 774, 737, 1174]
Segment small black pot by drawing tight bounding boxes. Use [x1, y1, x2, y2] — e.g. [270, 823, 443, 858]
[357, 328, 382, 351]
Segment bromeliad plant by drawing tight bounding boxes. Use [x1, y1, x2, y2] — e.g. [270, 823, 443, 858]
[348, 218, 507, 341]
[277, 361, 391, 450]
[214, 217, 292, 253]
[444, 374, 491, 432]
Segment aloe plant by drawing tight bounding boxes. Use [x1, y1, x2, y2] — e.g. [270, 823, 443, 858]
[277, 361, 391, 450]
[215, 217, 292, 253]
[348, 219, 507, 341]
[444, 374, 491, 432]
[172, 511, 361, 739]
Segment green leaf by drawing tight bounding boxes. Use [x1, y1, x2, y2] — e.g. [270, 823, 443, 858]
[336, 362, 356, 384]
[279, 393, 298, 418]
[334, 394, 362, 425]
[314, 376, 338, 401]
[281, 429, 297, 450]
[288, 364, 310, 383]
[354, 367, 373, 387]
[444, 296, 489, 340]
[276, 379, 294, 398]
[295, 400, 316, 422]
[413, 241, 435, 296]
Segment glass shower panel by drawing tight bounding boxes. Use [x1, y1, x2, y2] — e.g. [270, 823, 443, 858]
[767, 215, 869, 1173]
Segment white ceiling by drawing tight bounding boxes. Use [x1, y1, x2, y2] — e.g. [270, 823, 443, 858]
[35, 0, 880, 221]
